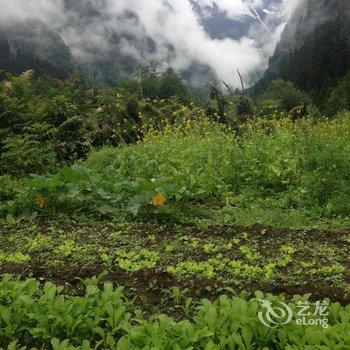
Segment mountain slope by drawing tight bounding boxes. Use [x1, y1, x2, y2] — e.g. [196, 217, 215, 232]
[192, 0, 285, 40]
[256, 0, 350, 97]
[0, 20, 75, 79]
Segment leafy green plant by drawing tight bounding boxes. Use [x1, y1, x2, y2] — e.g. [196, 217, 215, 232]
[0, 175, 19, 201]
[99, 248, 160, 271]
[1, 276, 349, 349]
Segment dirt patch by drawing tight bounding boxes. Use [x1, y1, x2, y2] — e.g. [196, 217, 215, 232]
[1, 260, 349, 310]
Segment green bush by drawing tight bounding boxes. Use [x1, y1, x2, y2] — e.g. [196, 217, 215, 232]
[260, 79, 310, 112]
[0, 70, 205, 176]
[1, 133, 58, 176]
[326, 72, 350, 115]
[2, 114, 350, 221]
[0, 175, 19, 201]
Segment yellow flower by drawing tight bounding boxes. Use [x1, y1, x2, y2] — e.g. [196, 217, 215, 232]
[3, 81, 13, 91]
[152, 193, 167, 207]
[36, 196, 46, 209]
[20, 69, 34, 81]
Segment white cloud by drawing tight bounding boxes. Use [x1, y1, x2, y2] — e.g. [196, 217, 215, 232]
[0, 0, 302, 87]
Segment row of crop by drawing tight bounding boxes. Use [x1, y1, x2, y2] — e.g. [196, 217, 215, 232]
[0, 276, 349, 349]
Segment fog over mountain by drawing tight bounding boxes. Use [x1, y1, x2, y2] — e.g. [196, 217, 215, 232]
[256, 0, 350, 98]
[0, 0, 302, 87]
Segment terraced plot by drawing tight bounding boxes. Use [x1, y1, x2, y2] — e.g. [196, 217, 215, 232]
[1, 220, 348, 316]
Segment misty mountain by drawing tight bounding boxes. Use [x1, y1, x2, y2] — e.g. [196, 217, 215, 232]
[192, 1, 257, 41]
[256, 0, 350, 98]
[0, 0, 291, 88]
[0, 20, 75, 79]
[192, 0, 284, 41]
[2, 0, 348, 97]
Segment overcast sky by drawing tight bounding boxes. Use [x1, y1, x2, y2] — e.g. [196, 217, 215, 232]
[0, 0, 303, 87]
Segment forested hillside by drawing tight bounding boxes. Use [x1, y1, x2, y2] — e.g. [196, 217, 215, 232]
[256, 0, 350, 103]
[0, 20, 75, 79]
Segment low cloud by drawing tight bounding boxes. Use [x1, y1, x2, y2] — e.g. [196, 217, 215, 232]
[0, 0, 303, 87]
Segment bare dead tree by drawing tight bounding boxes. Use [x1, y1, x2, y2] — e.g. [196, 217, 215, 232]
[222, 80, 234, 95]
[85, 62, 96, 90]
[237, 69, 245, 92]
[133, 65, 145, 99]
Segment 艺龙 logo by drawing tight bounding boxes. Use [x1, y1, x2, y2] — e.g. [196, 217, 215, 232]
[258, 299, 293, 327]
[258, 299, 329, 328]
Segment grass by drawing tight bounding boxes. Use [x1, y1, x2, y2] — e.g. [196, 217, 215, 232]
[209, 206, 350, 229]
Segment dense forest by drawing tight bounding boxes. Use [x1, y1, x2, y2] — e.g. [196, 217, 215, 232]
[255, 0, 350, 104]
[0, 0, 349, 348]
